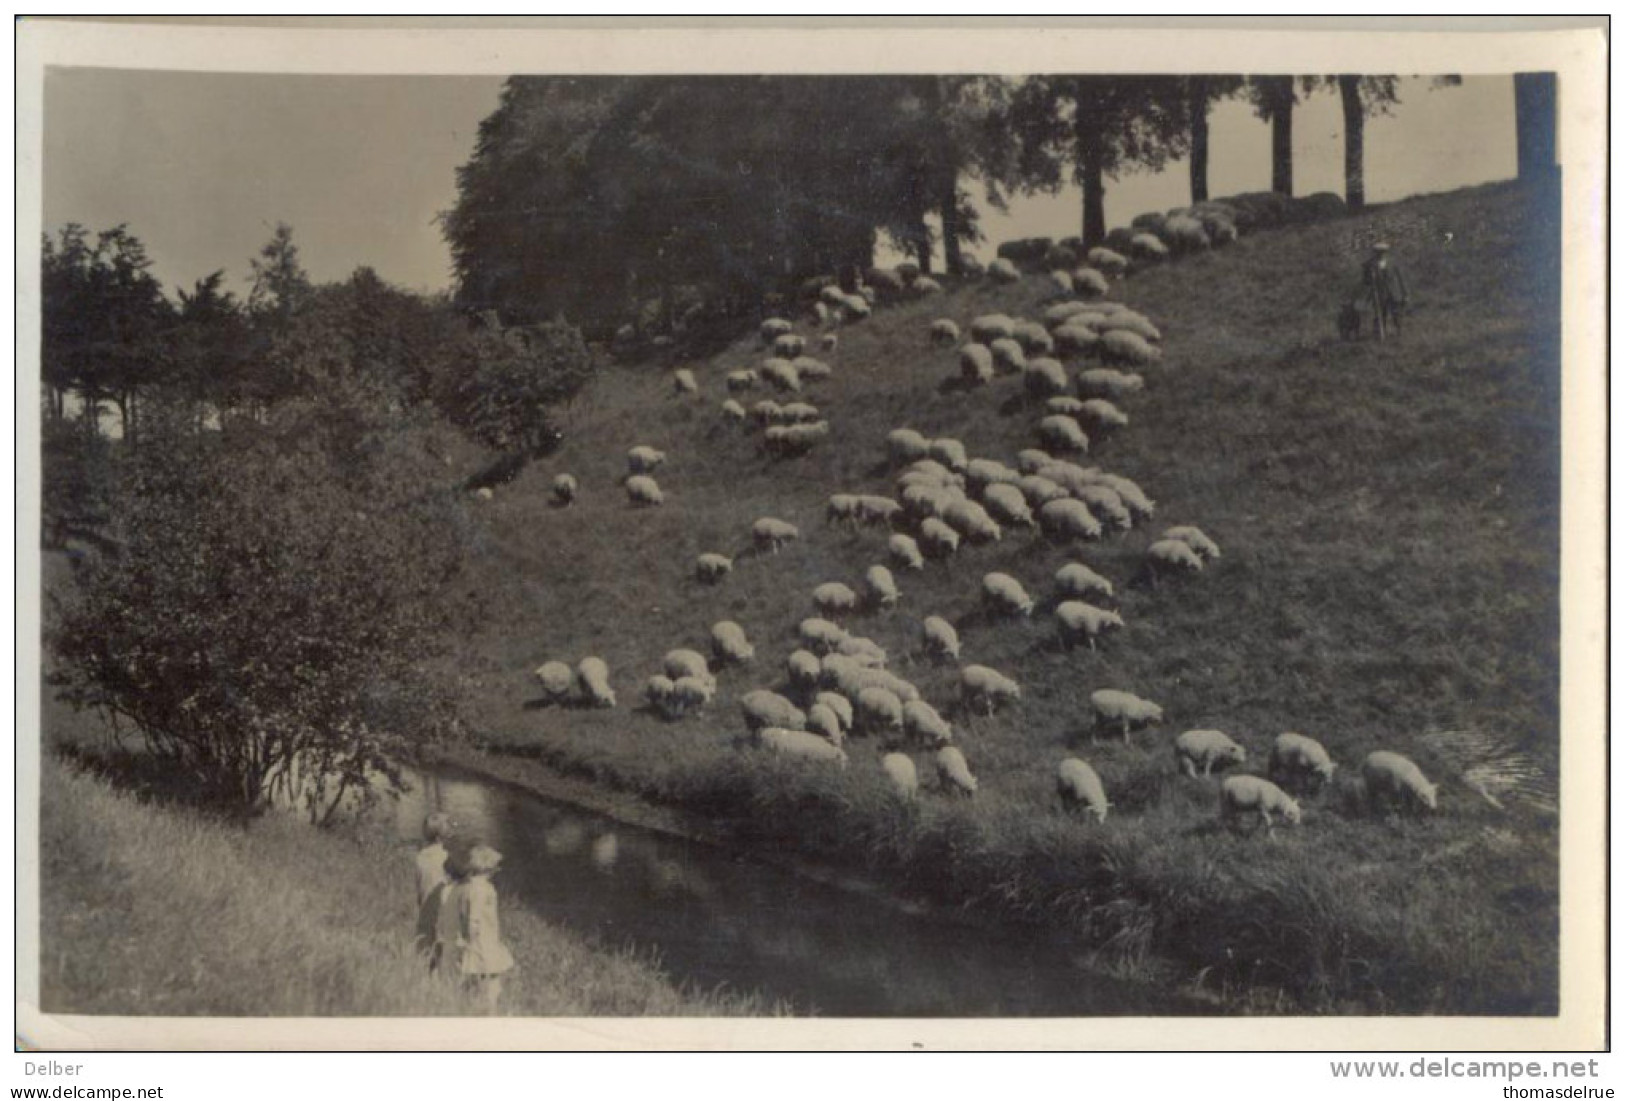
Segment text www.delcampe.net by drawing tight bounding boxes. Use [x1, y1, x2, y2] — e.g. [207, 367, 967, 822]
[1329, 1058, 1609, 1091]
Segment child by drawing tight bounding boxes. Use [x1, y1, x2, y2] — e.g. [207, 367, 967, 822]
[414, 812, 454, 961]
[438, 844, 516, 1012]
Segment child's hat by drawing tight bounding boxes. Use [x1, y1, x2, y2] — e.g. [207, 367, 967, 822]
[465, 845, 504, 875]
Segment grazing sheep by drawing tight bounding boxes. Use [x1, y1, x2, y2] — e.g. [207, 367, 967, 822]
[625, 474, 664, 507]
[919, 517, 961, 558]
[1096, 311, 1162, 343]
[627, 445, 667, 474]
[1130, 233, 1170, 261]
[1039, 498, 1103, 542]
[645, 674, 678, 719]
[888, 533, 925, 572]
[1220, 775, 1302, 832]
[990, 337, 1028, 375]
[858, 686, 905, 734]
[1043, 300, 1096, 327]
[841, 294, 872, 321]
[887, 428, 931, 465]
[1049, 269, 1075, 295]
[671, 675, 715, 715]
[818, 283, 849, 307]
[1076, 485, 1132, 530]
[825, 493, 860, 527]
[960, 664, 1021, 714]
[696, 552, 734, 584]
[959, 255, 985, 277]
[982, 483, 1036, 528]
[1146, 539, 1204, 582]
[855, 495, 904, 528]
[760, 317, 794, 344]
[1057, 758, 1111, 822]
[901, 458, 961, 485]
[969, 314, 1017, 343]
[1162, 214, 1210, 253]
[1046, 396, 1087, 417]
[900, 483, 955, 521]
[835, 634, 888, 668]
[1023, 357, 1071, 399]
[943, 498, 1002, 544]
[929, 318, 961, 346]
[726, 369, 759, 391]
[1163, 525, 1221, 561]
[1017, 475, 1071, 509]
[663, 649, 713, 686]
[764, 421, 830, 458]
[1076, 368, 1145, 399]
[882, 753, 919, 800]
[533, 661, 576, 702]
[752, 517, 800, 554]
[928, 437, 970, 473]
[799, 617, 849, 654]
[936, 746, 979, 796]
[817, 332, 839, 353]
[1093, 473, 1156, 521]
[988, 258, 1022, 284]
[1038, 414, 1090, 454]
[844, 666, 919, 704]
[813, 582, 860, 617]
[1012, 320, 1056, 356]
[710, 620, 755, 665]
[1099, 329, 1163, 367]
[964, 458, 1019, 493]
[577, 657, 616, 708]
[1055, 601, 1125, 651]
[779, 401, 821, 424]
[751, 399, 783, 426]
[773, 333, 807, 359]
[1086, 247, 1129, 276]
[1052, 323, 1101, 356]
[1078, 398, 1129, 431]
[921, 616, 962, 662]
[1174, 729, 1248, 778]
[1362, 751, 1440, 812]
[761, 358, 802, 393]
[1015, 448, 1054, 475]
[1090, 689, 1163, 742]
[721, 398, 747, 424]
[911, 276, 943, 296]
[792, 355, 833, 381]
[1269, 732, 1337, 793]
[816, 691, 855, 732]
[673, 368, 699, 395]
[864, 565, 902, 609]
[787, 649, 824, 692]
[759, 726, 848, 767]
[1055, 561, 1114, 602]
[982, 572, 1036, 617]
[903, 700, 954, 747]
[740, 690, 805, 732]
[1071, 267, 1110, 298]
[806, 703, 846, 747]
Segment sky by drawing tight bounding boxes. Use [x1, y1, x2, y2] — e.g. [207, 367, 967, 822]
[42, 71, 1517, 299]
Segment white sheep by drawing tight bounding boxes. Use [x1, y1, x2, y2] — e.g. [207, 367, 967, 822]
[990, 337, 1027, 375]
[1012, 320, 1055, 356]
[1094, 473, 1156, 521]
[1057, 758, 1111, 822]
[936, 746, 979, 796]
[1076, 368, 1145, 399]
[1017, 475, 1070, 507]
[1175, 729, 1248, 778]
[988, 258, 1021, 284]
[1219, 775, 1302, 832]
[779, 401, 821, 424]
[1099, 329, 1162, 367]
[533, 661, 576, 702]
[1046, 396, 1087, 416]
[911, 276, 943, 296]
[625, 474, 664, 507]
[818, 284, 848, 307]
[760, 358, 802, 393]
[710, 620, 755, 664]
[825, 493, 860, 527]
[1078, 399, 1129, 431]
[552, 473, 578, 507]
[1038, 414, 1089, 454]
[964, 458, 1021, 492]
[1162, 214, 1210, 252]
[927, 437, 970, 473]
[855, 495, 904, 528]
[960, 664, 1020, 714]
[901, 458, 960, 484]
[1054, 561, 1114, 602]
[726, 369, 759, 391]
[1090, 689, 1162, 742]
[921, 616, 961, 662]
[759, 726, 848, 767]
[644, 674, 678, 718]
[806, 702, 845, 747]
[627, 445, 667, 474]
[787, 649, 824, 692]
[1043, 301, 1095, 327]
[1146, 539, 1204, 582]
[839, 664, 918, 704]
[672, 368, 699, 396]
[721, 399, 747, 424]
[798, 617, 849, 654]
[760, 317, 794, 345]
[882, 752, 919, 800]
[864, 565, 902, 609]
[887, 428, 931, 465]
[944, 498, 1002, 544]
[1052, 323, 1101, 356]
[1049, 269, 1075, 295]
[671, 675, 714, 715]
[929, 318, 961, 347]
[812, 582, 860, 617]
[919, 517, 961, 558]
[982, 572, 1035, 617]
[857, 685, 905, 734]
[1269, 732, 1337, 792]
[663, 649, 712, 686]
[835, 634, 887, 668]
[841, 294, 872, 321]
[696, 553, 734, 585]
[1055, 601, 1125, 651]
[1023, 357, 1070, 399]
[1076, 485, 1132, 530]
[901, 483, 956, 521]
[969, 314, 1016, 343]
[1096, 311, 1162, 343]
[888, 533, 925, 572]
[792, 355, 833, 381]
[1016, 448, 1054, 474]
[1071, 267, 1110, 297]
[751, 399, 783, 425]
[773, 333, 807, 359]
[740, 690, 805, 732]
[751, 517, 800, 554]
[981, 483, 1036, 528]
[577, 657, 616, 708]
[1086, 247, 1128, 276]
[764, 422, 830, 458]
[1164, 525, 1221, 561]
[902, 699, 953, 747]
[1039, 498, 1103, 542]
[1362, 751, 1440, 812]
[1130, 233, 1170, 260]
[816, 691, 855, 732]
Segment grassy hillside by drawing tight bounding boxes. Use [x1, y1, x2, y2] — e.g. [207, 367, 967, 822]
[453, 180, 1561, 1013]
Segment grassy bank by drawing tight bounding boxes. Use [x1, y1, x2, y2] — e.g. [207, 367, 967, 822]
[38, 748, 774, 1017]
[448, 179, 1561, 1013]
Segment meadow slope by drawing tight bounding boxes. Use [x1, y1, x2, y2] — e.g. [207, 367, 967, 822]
[456, 180, 1561, 1013]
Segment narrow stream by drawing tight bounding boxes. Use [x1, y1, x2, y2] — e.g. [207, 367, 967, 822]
[396, 762, 1210, 1017]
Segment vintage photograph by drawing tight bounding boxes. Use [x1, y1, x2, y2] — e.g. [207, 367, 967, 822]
[17, 19, 1606, 1050]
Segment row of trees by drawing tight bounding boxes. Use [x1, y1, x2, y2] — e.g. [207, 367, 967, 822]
[444, 73, 1454, 332]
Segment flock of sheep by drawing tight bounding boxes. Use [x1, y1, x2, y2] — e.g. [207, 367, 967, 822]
[523, 200, 1444, 839]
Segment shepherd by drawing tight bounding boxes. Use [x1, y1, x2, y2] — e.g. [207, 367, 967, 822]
[1362, 241, 1410, 340]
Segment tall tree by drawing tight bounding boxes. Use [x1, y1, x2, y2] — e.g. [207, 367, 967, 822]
[1011, 76, 1187, 246]
[1183, 76, 1245, 204]
[1247, 76, 1318, 196]
[1336, 76, 1400, 211]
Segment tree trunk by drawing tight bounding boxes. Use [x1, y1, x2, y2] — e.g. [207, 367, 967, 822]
[1272, 102, 1294, 196]
[1339, 75, 1366, 211]
[913, 231, 932, 274]
[1078, 121, 1107, 247]
[1188, 79, 1210, 204]
[941, 179, 963, 275]
[1513, 72, 1558, 180]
